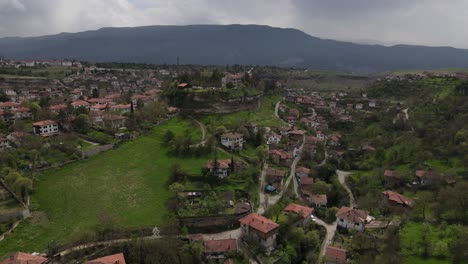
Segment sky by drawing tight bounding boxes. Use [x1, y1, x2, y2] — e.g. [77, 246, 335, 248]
[0, 0, 467, 48]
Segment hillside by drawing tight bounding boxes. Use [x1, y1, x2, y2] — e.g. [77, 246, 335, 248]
[2, 25, 468, 72]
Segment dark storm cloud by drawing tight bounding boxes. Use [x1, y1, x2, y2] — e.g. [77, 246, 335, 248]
[0, 0, 466, 48]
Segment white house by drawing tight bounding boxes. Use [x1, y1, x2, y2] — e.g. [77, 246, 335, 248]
[316, 131, 327, 142]
[206, 159, 232, 179]
[266, 132, 282, 145]
[221, 132, 244, 150]
[0, 136, 10, 149]
[336, 207, 370, 232]
[32, 120, 59, 136]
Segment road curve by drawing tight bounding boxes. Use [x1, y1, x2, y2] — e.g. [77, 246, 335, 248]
[337, 170, 355, 207]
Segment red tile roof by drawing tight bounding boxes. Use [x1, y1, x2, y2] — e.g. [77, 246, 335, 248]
[221, 132, 243, 139]
[289, 129, 305, 136]
[296, 167, 310, 175]
[1, 252, 47, 264]
[309, 194, 327, 205]
[71, 100, 90, 106]
[300, 176, 314, 186]
[383, 190, 414, 206]
[384, 170, 400, 178]
[204, 239, 238, 253]
[266, 168, 287, 177]
[86, 253, 126, 264]
[305, 136, 320, 144]
[91, 104, 107, 110]
[206, 159, 231, 169]
[32, 120, 57, 126]
[88, 98, 112, 104]
[269, 149, 292, 160]
[0, 102, 21, 107]
[167, 106, 178, 113]
[110, 104, 131, 109]
[239, 213, 279, 234]
[325, 246, 346, 264]
[336, 207, 368, 224]
[283, 203, 314, 218]
[49, 104, 67, 110]
[177, 83, 190, 88]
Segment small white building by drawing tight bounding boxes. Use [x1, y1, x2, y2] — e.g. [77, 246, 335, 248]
[221, 132, 244, 150]
[32, 120, 59, 136]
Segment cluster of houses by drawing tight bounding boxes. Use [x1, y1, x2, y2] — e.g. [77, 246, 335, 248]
[0, 66, 174, 147]
[1, 252, 126, 264]
[0, 59, 81, 68]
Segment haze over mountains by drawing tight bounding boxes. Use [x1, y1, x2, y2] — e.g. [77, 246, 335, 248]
[1, 24, 468, 72]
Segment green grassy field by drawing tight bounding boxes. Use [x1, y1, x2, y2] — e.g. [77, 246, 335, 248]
[201, 95, 286, 128]
[0, 67, 74, 79]
[404, 257, 450, 264]
[400, 222, 452, 263]
[0, 118, 207, 257]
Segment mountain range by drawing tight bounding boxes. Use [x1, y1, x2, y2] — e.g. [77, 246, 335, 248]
[1, 24, 468, 72]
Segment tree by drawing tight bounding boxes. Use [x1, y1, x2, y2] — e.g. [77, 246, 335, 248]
[0, 90, 8, 102]
[448, 226, 468, 264]
[413, 191, 434, 221]
[163, 130, 175, 145]
[311, 180, 330, 194]
[28, 102, 41, 120]
[169, 182, 185, 194]
[92, 88, 99, 98]
[256, 145, 268, 164]
[73, 114, 90, 133]
[215, 125, 227, 136]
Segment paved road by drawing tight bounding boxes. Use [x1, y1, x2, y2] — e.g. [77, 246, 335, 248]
[256, 163, 268, 215]
[315, 218, 337, 260]
[337, 170, 355, 207]
[267, 135, 305, 208]
[315, 170, 355, 259]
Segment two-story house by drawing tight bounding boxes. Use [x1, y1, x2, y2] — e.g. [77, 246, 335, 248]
[239, 213, 279, 251]
[221, 132, 244, 150]
[32, 120, 59, 137]
[206, 159, 232, 179]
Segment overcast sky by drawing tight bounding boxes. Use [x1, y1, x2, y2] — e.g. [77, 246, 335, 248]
[0, 0, 467, 48]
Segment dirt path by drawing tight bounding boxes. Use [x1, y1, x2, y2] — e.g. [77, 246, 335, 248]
[274, 101, 281, 119]
[55, 235, 164, 257]
[190, 120, 207, 147]
[337, 170, 355, 207]
[202, 228, 241, 241]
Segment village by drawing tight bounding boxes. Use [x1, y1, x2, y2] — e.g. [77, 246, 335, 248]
[0, 60, 466, 264]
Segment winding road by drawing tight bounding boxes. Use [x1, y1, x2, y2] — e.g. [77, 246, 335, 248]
[266, 135, 305, 208]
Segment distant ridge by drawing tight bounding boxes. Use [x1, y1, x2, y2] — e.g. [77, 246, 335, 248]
[1, 24, 468, 72]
